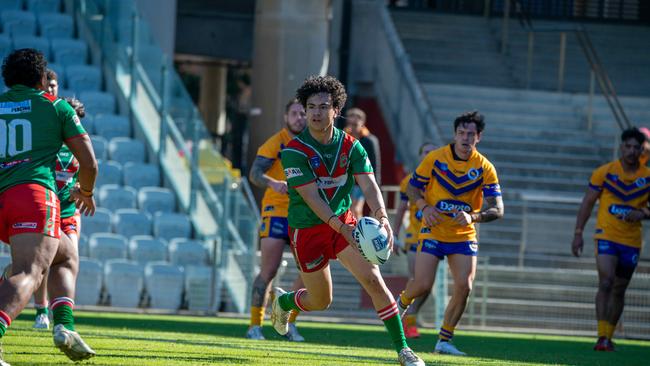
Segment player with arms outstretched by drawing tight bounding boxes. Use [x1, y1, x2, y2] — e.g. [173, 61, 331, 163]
[271, 75, 424, 366]
[572, 128, 650, 351]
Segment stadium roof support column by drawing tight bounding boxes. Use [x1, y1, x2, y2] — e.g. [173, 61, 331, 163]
[248, 0, 330, 191]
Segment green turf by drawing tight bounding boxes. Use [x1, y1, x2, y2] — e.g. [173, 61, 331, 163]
[1, 310, 648, 365]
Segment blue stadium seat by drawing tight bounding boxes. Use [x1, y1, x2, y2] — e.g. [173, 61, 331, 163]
[112, 208, 152, 238]
[75, 258, 103, 306]
[81, 207, 111, 236]
[78, 234, 89, 257]
[144, 262, 183, 310]
[103, 259, 143, 307]
[0, 33, 12, 59]
[94, 114, 130, 139]
[0, 0, 23, 11]
[28, 0, 60, 14]
[1, 11, 36, 36]
[122, 162, 159, 190]
[51, 38, 86, 65]
[128, 235, 167, 263]
[88, 232, 128, 261]
[96, 159, 122, 186]
[79, 113, 94, 134]
[38, 12, 72, 38]
[108, 137, 145, 164]
[80, 90, 115, 115]
[153, 212, 191, 241]
[89, 135, 107, 160]
[56, 88, 75, 98]
[169, 238, 208, 267]
[12, 35, 49, 59]
[65, 64, 101, 92]
[184, 265, 212, 311]
[137, 186, 175, 215]
[98, 184, 137, 211]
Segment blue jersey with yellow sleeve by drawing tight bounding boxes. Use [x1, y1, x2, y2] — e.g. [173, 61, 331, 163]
[410, 144, 501, 243]
[589, 160, 650, 248]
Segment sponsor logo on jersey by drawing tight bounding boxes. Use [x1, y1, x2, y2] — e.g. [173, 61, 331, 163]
[315, 174, 348, 189]
[0, 158, 31, 169]
[73, 115, 81, 126]
[608, 204, 634, 219]
[12, 222, 37, 229]
[263, 205, 274, 212]
[305, 254, 324, 270]
[0, 100, 31, 114]
[635, 177, 647, 188]
[55, 171, 75, 184]
[420, 227, 431, 234]
[284, 167, 303, 179]
[415, 210, 423, 221]
[435, 199, 472, 217]
[467, 168, 480, 180]
[339, 153, 348, 168]
[309, 156, 321, 169]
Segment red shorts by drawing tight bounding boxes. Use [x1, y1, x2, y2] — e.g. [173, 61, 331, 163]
[61, 212, 81, 237]
[289, 210, 357, 273]
[0, 183, 61, 243]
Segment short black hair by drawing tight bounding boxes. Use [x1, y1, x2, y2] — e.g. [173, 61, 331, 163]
[285, 98, 300, 113]
[64, 97, 85, 119]
[46, 69, 58, 81]
[621, 127, 646, 145]
[2, 48, 47, 88]
[296, 75, 347, 111]
[454, 111, 485, 134]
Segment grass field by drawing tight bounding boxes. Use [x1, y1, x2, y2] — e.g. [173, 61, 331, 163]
[1, 310, 648, 365]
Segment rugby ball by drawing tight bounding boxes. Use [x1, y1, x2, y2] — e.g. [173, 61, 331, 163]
[353, 217, 390, 265]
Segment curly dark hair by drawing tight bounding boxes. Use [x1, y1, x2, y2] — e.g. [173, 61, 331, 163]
[64, 97, 86, 119]
[621, 127, 645, 145]
[454, 110, 485, 134]
[296, 75, 347, 111]
[2, 48, 47, 88]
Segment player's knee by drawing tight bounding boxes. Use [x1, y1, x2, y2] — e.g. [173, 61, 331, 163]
[310, 295, 332, 310]
[598, 278, 614, 293]
[454, 280, 472, 297]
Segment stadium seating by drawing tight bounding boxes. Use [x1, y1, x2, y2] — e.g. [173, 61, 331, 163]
[0, 254, 10, 271]
[90, 135, 107, 160]
[77, 235, 89, 257]
[129, 235, 168, 263]
[12, 35, 50, 59]
[66, 64, 102, 91]
[0, 0, 22, 11]
[28, 0, 61, 14]
[51, 38, 87, 65]
[37, 12, 73, 38]
[137, 187, 175, 215]
[144, 262, 184, 310]
[94, 115, 131, 139]
[98, 184, 137, 211]
[81, 207, 112, 236]
[184, 265, 213, 311]
[122, 162, 160, 189]
[112, 208, 152, 238]
[0, 33, 11, 58]
[88, 232, 128, 261]
[75, 258, 102, 306]
[153, 212, 192, 241]
[96, 160, 123, 187]
[108, 137, 145, 164]
[169, 239, 208, 267]
[80, 90, 116, 115]
[1, 11, 36, 36]
[103, 259, 143, 307]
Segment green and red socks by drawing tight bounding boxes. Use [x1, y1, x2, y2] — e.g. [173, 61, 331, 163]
[278, 289, 307, 312]
[377, 302, 409, 353]
[51, 297, 75, 331]
[35, 302, 49, 317]
[0, 310, 11, 338]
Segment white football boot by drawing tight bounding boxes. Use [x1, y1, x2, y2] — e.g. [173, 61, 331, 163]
[52, 324, 96, 361]
[434, 340, 466, 356]
[270, 287, 290, 336]
[0, 341, 11, 366]
[245, 325, 265, 340]
[33, 313, 50, 329]
[285, 323, 305, 342]
[398, 347, 425, 366]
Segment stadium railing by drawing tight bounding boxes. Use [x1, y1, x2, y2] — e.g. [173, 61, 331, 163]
[68, 0, 258, 314]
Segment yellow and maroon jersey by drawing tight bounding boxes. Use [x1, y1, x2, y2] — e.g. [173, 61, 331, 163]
[589, 160, 650, 248]
[410, 144, 501, 243]
[256, 128, 292, 217]
[399, 174, 421, 244]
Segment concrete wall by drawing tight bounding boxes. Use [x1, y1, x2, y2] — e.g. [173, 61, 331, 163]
[135, 0, 177, 58]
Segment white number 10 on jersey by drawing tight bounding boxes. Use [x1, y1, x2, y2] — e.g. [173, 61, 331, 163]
[0, 119, 32, 158]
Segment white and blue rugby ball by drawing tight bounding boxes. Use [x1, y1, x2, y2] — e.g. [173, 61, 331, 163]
[353, 217, 390, 265]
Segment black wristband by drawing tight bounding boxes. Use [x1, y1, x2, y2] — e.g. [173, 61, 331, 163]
[327, 214, 337, 225]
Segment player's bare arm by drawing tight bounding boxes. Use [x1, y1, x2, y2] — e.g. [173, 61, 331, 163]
[465, 195, 505, 225]
[356, 173, 394, 251]
[572, 188, 601, 257]
[294, 181, 355, 246]
[406, 182, 442, 227]
[392, 199, 408, 254]
[249, 156, 287, 194]
[66, 135, 98, 216]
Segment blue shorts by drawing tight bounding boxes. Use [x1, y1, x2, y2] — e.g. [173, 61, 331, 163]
[596, 239, 640, 279]
[260, 216, 289, 240]
[418, 239, 478, 259]
[407, 242, 418, 253]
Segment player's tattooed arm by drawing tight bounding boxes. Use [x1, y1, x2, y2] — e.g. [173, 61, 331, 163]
[250, 276, 269, 308]
[471, 195, 504, 223]
[249, 157, 275, 188]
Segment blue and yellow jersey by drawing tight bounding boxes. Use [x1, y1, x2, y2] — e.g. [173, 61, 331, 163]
[590, 160, 650, 248]
[399, 174, 422, 245]
[256, 128, 292, 218]
[410, 144, 501, 243]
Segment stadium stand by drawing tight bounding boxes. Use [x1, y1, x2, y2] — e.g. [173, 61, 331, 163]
[103, 259, 144, 307]
[128, 236, 168, 264]
[138, 187, 176, 214]
[89, 233, 128, 261]
[98, 184, 137, 211]
[75, 258, 103, 306]
[184, 265, 214, 311]
[108, 137, 146, 164]
[144, 262, 184, 310]
[112, 208, 153, 238]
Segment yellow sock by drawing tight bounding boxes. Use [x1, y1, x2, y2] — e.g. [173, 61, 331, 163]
[399, 290, 414, 306]
[439, 324, 455, 341]
[250, 306, 264, 326]
[597, 320, 608, 338]
[405, 314, 417, 327]
[288, 310, 299, 323]
[606, 322, 616, 339]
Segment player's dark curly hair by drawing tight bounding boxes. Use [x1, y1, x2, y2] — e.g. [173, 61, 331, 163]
[296, 75, 347, 111]
[64, 97, 86, 119]
[2, 48, 47, 88]
[454, 110, 485, 134]
[621, 127, 646, 145]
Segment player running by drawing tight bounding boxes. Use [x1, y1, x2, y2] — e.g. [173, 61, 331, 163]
[271, 75, 425, 366]
[0, 49, 97, 365]
[572, 128, 650, 352]
[246, 98, 307, 341]
[396, 111, 504, 356]
[392, 142, 436, 338]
